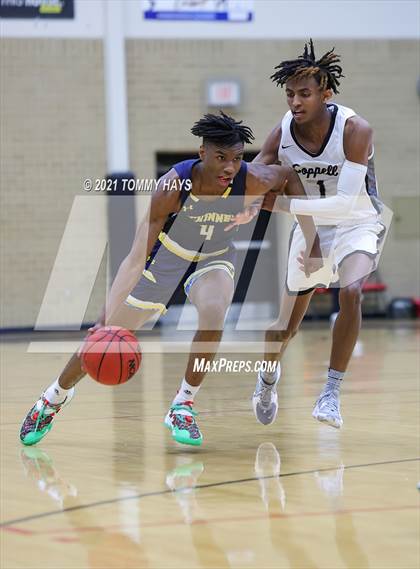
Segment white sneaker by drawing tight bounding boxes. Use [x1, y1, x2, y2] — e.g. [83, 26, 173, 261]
[252, 371, 279, 426]
[312, 390, 343, 429]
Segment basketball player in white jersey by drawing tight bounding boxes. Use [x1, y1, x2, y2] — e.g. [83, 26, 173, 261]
[251, 40, 385, 428]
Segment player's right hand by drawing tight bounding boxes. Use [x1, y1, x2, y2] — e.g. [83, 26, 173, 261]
[87, 320, 105, 335]
[88, 309, 106, 335]
[77, 319, 105, 357]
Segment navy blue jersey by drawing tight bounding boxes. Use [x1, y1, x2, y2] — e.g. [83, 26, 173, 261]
[159, 159, 247, 259]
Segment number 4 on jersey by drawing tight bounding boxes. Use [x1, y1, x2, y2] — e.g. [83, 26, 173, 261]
[200, 224, 215, 241]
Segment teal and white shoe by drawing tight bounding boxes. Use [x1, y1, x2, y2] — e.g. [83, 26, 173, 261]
[19, 389, 74, 446]
[164, 402, 203, 446]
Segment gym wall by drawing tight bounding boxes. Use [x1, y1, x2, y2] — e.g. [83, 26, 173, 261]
[1, 3, 418, 328]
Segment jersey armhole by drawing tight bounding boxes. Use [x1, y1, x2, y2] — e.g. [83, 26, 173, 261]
[341, 111, 361, 160]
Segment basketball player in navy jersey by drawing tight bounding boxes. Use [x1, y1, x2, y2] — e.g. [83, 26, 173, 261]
[20, 112, 321, 447]
[251, 40, 385, 429]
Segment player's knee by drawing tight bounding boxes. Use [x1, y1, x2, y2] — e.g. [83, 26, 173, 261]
[285, 327, 299, 342]
[266, 327, 297, 343]
[340, 283, 363, 308]
[289, 327, 299, 340]
[198, 300, 229, 327]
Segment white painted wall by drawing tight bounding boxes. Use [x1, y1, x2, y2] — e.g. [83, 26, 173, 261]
[0, 0, 103, 38]
[126, 0, 420, 39]
[1, 0, 419, 39]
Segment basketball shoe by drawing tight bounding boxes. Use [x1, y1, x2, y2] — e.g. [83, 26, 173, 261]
[20, 388, 75, 446]
[252, 370, 279, 425]
[312, 389, 343, 429]
[164, 401, 203, 446]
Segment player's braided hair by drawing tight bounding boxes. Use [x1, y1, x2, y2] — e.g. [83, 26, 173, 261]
[271, 39, 344, 94]
[191, 111, 255, 146]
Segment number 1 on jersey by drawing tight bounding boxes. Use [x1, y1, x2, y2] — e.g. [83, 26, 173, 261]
[316, 180, 326, 197]
[200, 224, 215, 241]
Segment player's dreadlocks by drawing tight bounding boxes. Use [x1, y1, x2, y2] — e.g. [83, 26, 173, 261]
[271, 39, 344, 94]
[191, 111, 255, 146]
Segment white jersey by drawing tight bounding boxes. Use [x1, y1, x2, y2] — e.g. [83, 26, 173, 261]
[278, 103, 381, 226]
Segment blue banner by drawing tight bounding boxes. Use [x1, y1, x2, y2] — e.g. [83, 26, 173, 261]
[143, 1, 253, 23]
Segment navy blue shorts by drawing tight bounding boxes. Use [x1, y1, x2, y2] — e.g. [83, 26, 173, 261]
[125, 242, 236, 314]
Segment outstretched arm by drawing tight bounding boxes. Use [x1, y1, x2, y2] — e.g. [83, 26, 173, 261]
[257, 165, 322, 266]
[244, 164, 322, 275]
[277, 117, 372, 219]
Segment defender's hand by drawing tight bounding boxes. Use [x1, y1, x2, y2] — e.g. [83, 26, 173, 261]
[224, 204, 260, 232]
[298, 250, 324, 277]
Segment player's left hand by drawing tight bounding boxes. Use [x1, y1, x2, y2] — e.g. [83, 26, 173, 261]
[224, 204, 260, 231]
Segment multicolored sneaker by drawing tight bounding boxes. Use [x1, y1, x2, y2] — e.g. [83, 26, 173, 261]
[312, 389, 343, 429]
[164, 401, 203, 446]
[19, 389, 75, 446]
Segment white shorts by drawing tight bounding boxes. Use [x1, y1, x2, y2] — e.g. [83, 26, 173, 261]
[286, 221, 386, 294]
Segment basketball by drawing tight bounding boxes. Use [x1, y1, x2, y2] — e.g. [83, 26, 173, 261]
[80, 326, 141, 386]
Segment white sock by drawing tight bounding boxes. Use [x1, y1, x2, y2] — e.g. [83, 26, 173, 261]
[261, 362, 281, 386]
[172, 379, 200, 406]
[324, 368, 344, 393]
[44, 379, 72, 405]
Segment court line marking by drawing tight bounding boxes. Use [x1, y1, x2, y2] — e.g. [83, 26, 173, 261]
[1, 457, 418, 528]
[3, 505, 419, 539]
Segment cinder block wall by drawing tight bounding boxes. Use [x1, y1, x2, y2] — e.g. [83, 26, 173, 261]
[0, 39, 107, 328]
[1, 39, 418, 328]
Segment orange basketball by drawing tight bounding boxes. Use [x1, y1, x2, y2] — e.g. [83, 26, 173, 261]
[80, 326, 141, 385]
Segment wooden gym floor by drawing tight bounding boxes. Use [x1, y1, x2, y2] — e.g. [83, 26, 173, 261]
[1, 321, 419, 568]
